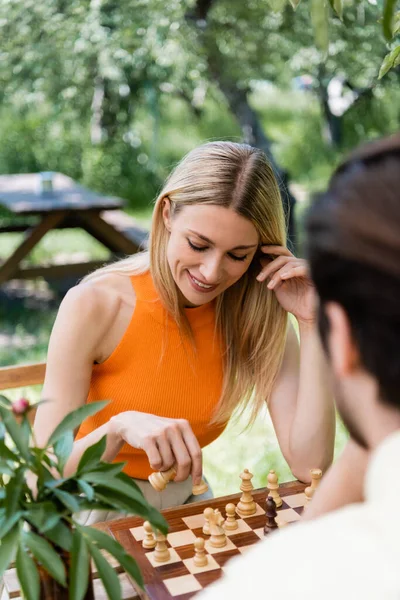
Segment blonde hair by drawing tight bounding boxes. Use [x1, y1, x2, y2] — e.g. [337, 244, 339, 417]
[85, 142, 288, 424]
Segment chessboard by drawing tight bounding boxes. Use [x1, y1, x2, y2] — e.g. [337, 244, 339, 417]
[104, 479, 307, 600]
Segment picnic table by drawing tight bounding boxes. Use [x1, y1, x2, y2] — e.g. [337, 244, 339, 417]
[0, 172, 148, 285]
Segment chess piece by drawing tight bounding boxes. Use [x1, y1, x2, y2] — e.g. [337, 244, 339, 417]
[148, 467, 177, 492]
[263, 495, 279, 536]
[193, 537, 208, 567]
[154, 532, 171, 562]
[236, 468, 256, 517]
[192, 479, 209, 495]
[224, 503, 238, 531]
[142, 521, 156, 549]
[203, 507, 213, 535]
[267, 469, 282, 508]
[304, 468, 323, 507]
[209, 509, 227, 548]
[149, 467, 209, 496]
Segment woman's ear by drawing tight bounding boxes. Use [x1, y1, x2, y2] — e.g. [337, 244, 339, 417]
[324, 302, 360, 378]
[162, 197, 172, 232]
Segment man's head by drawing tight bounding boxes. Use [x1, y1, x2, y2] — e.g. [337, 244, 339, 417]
[307, 133, 400, 451]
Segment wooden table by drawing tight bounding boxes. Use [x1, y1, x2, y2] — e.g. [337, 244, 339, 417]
[0, 172, 147, 284]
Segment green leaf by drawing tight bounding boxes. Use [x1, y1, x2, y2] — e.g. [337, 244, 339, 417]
[16, 541, 40, 600]
[5, 468, 25, 516]
[289, 0, 301, 8]
[394, 11, 400, 35]
[379, 44, 400, 78]
[47, 401, 109, 446]
[26, 502, 61, 533]
[0, 460, 14, 476]
[328, 0, 343, 20]
[88, 542, 122, 600]
[383, 0, 397, 40]
[0, 439, 18, 462]
[77, 435, 107, 474]
[80, 472, 147, 507]
[23, 530, 67, 587]
[0, 394, 12, 408]
[0, 510, 23, 539]
[0, 405, 30, 461]
[84, 462, 126, 477]
[53, 489, 81, 513]
[0, 525, 19, 580]
[53, 431, 74, 475]
[93, 489, 168, 534]
[69, 530, 90, 600]
[45, 521, 73, 552]
[77, 479, 94, 501]
[80, 526, 143, 589]
[311, 0, 329, 58]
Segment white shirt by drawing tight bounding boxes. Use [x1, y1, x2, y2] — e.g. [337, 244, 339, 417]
[199, 430, 400, 600]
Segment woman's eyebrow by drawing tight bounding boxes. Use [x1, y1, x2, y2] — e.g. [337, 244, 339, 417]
[187, 229, 258, 250]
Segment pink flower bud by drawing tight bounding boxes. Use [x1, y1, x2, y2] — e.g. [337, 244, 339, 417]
[11, 397, 30, 415]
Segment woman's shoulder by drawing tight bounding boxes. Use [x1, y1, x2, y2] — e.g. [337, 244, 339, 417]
[59, 272, 136, 331]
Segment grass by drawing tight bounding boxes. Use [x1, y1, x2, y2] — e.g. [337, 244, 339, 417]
[0, 208, 348, 496]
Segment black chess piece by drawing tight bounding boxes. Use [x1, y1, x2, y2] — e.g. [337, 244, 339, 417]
[263, 495, 278, 536]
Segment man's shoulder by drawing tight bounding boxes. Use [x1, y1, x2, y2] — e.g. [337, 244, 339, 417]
[199, 504, 399, 600]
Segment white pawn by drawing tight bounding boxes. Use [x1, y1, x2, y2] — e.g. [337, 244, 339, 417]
[304, 468, 323, 506]
[203, 507, 213, 535]
[142, 521, 156, 549]
[193, 537, 208, 567]
[154, 532, 170, 563]
[224, 503, 238, 531]
[267, 470, 282, 508]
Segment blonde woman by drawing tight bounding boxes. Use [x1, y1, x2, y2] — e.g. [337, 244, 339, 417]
[34, 142, 335, 514]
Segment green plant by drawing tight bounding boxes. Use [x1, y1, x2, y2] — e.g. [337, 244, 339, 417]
[0, 396, 168, 600]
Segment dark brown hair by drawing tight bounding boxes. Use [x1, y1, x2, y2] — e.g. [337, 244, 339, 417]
[306, 132, 400, 408]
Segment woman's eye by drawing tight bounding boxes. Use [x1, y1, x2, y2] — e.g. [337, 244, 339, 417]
[188, 239, 207, 252]
[229, 253, 248, 262]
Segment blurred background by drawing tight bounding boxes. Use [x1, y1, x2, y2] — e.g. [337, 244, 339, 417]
[1, 0, 399, 494]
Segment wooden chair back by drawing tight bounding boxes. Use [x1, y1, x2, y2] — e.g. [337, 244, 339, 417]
[0, 362, 46, 391]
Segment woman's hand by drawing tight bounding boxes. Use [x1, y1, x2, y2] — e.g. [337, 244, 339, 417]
[256, 245, 317, 325]
[110, 411, 203, 485]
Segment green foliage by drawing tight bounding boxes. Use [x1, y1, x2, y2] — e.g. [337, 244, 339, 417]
[0, 395, 168, 599]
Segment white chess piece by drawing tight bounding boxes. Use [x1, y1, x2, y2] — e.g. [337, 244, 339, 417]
[154, 532, 170, 563]
[142, 521, 156, 549]
[193, 538, 208, 567]
[224, 503, 239, 531]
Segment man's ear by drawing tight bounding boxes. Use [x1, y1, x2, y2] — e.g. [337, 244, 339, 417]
[324, 302, 360, 378]
[162, 197, 172, 232]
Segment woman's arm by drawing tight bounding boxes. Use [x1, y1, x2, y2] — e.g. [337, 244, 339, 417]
[34, 281, 126, 476]
[35, 277, 204, 482]
[303, 438, 368, 519]
[268, 323, 335, 482]
[258, 246, 336, 483]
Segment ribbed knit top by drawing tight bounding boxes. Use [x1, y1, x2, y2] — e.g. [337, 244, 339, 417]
[75, 270, 226, 479]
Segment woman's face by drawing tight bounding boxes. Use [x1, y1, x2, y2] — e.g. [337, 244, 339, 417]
[163, 201, 259, 307]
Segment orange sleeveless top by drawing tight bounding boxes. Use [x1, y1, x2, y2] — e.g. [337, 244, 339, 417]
[76, 271, 226, 479]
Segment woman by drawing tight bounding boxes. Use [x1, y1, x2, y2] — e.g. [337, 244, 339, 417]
[34, 141, 335, 513]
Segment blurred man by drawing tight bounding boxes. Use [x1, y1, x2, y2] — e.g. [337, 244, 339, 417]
[200, 133, 400, 599]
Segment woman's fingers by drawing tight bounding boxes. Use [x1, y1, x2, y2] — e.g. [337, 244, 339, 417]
[267, 264, 308, 289]
[155, 434, 175, 471]
[180, 421, 203, 485]
[141, 437, 164, 472]
[168, 426, 193, 482]
[257, 255, 292, 282]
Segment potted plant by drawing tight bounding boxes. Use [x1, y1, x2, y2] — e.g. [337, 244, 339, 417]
[0, 395, 168, 600]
